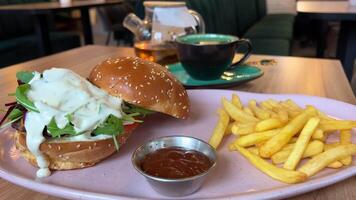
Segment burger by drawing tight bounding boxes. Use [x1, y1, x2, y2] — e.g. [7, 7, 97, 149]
[0, 57, 190, 178]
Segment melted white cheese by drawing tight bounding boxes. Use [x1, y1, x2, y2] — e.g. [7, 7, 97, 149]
[24, 68, 124, 178]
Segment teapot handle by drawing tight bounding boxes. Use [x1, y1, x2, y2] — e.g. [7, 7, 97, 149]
[188, 10, 206, 33]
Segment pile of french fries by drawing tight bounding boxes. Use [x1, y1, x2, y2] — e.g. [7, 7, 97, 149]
[209, 94, 356, 184]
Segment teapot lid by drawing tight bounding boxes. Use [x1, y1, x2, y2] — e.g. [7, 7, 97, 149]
[143, 1, 186, 8]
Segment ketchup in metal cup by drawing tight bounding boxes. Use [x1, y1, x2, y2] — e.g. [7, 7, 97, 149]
[140, 147, 213, 179]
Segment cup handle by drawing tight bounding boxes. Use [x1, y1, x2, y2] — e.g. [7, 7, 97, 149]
[188, 9, 206, 33]
[228, 39, 252, 70]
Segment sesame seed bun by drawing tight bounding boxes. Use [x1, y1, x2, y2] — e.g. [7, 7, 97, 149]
[89, 57, 190, 119]
[15, 123, 139, 170]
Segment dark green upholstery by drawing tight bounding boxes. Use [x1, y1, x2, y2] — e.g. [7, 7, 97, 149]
[249, 38, 291, 56]
[0, 0, 81, 68]
[244, 14, 295, 40]
[0, 32, 80, 67]
[186, 0, 239, 35]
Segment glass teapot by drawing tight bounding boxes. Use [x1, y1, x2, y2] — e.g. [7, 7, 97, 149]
[123, 1, 205, 65]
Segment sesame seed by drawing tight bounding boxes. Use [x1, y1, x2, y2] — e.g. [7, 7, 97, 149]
[76, 144, 81, 148]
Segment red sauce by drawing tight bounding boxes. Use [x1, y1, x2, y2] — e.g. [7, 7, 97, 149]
[140, 147, 213, 179]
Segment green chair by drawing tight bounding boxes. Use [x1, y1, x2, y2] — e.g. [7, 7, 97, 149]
[0, 0, 81, 68]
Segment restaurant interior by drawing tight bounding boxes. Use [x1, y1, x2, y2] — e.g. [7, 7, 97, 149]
[0, 0, 356, 199]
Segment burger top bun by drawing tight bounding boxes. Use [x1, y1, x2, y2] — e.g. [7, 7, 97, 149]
[89, 57, 190, 119]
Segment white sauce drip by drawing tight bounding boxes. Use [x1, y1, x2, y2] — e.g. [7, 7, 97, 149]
[24, 68, 124, 178]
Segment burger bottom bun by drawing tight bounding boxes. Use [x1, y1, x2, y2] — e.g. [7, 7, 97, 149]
[14, 123, 139, 170]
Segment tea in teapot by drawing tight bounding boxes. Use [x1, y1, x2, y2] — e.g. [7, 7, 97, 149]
[123, 1, 205, 65]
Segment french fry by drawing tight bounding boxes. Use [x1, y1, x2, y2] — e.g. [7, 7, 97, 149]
[284, 118, 320, 170]
[222, 97, 258, 123]
[255, 118, 285, 132]
[259, 107, 316, 158]
[243, 106, 254, 116]
[327, 161, 343, 168]
[298, 144, 356, 176]
[340, 130, 352, 165]
[286, 99, 303, 112]
[319, 119, 356, 132]
[225, 122, 235, 136]
[248, 147, 260, 155]
[232, 128, 281, 147]
[312, 128, 325, 141]
[271, 140, 324, 164]
[231, 123, 256, 135]
[324, 142, 340, 150]
[266, 99, 280, 108]
[234, 145, 307, 184]
[261, 101, 274, 110]
[274, 107, 289, 123]
[232, 94, 242, 109]
[209, 109, 230, 149]
[280, 103, 301, 118]
[248, 100, 270, 120]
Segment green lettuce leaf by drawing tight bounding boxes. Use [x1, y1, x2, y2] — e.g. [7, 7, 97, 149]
[8, 108, 23, 120]
[47, 118, 76, 138]
[16, 71, 35, 84]
[15, 84, 39, 112]
[123, 104, 154, 117]
[93, 114, 124, 150]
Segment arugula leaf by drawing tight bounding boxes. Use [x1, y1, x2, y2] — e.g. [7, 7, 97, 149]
[16, 71, 35, 84]
[93, 114, 124, 136]
[8, 108, 23, 120]
[123, 104, 154, 117]
[47, 118, 76, 138]
[93, 114, 124, 150]
[15, 84, 39, 112]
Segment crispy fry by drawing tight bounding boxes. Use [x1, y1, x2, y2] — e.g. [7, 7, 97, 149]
[209, 109, 230, 149]
[319, 119, 356, 132]
[248, 100, 270, 120]
[232, 129, 281, 147]
[271, 140, 324, 164]
[255, 118, 285, 132]
[327, 161, 343, 168]
[231, 123, 256, 135]
[284, 118, 320, 170]
[286, 99, 303, 111]
[324, 142, 340, 150]
[274, 107, 289, 123]
[298, 144, 356, 176]
[340, 130, 352, 165]
[259, 107, 316, 158]
[266, 99, 279, 108]
[261, 101, 274, 110]
[232, 94, 242, 109]
[248, 147, 260, 155]
[243, 106, 254, 116]
[312, 128, 325, 141]
[222, 97, 258, 123]
[225, 122, 235, 136]
[234, 145, 307, 184]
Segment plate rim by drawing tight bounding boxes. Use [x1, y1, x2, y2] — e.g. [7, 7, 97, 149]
[0, 89, 355, 200]
[167, 63, 264, 88]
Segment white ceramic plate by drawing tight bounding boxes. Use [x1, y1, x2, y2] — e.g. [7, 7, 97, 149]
[0, 90, 355, 200]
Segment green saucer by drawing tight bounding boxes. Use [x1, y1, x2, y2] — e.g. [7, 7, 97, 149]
[167, 62, 264, 88]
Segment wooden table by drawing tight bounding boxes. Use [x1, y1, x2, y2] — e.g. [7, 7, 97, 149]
[297, 1, 356, 80]
[0, 0, 123, 56]
[0, 45, 355, 199]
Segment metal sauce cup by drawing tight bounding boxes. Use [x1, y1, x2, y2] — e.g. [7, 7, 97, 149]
[132, 136, 217, 197]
